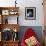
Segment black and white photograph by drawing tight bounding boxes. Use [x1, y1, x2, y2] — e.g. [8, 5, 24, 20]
[25, 7, 36, 20]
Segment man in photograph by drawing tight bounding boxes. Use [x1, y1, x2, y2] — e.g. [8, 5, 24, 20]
[27, 9, 33, 17]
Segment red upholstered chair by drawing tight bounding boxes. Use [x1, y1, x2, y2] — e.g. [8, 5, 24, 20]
[21, 28, 41, 46]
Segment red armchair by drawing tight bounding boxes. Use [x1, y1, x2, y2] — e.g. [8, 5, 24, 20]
[21, 28, 41, 46]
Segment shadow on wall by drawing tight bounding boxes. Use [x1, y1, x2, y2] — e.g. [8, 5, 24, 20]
[18, 26, 44, 44]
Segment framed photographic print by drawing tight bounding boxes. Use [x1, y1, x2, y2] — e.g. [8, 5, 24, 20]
[2, 10, 9, 15]
[25, 7, 36, 20]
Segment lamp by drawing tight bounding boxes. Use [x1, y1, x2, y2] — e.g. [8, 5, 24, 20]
[15, 0, 17, 7]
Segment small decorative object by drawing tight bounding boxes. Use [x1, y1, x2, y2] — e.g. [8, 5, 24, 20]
[5, 18, 8, 24]
[2, 10, 9, 15]
[15, 0, 17, 7]
[2, 16, 8, 24]
[13, 32, 18, 41]
[2, 28, 13, 41]
[9, 10, 18, 15]
[14, 28, 17, 32]
[13, 28, 18, 40]
[25, 7, 36, 20]
[10, 11, 15, 15]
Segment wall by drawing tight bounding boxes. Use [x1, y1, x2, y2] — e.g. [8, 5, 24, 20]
[17, 0, 44, 26]
[0, 0, 44, 26]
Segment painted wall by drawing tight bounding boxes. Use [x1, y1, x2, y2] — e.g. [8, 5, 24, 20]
[0, 0, 44, 26]
[17, 0, 44, 26]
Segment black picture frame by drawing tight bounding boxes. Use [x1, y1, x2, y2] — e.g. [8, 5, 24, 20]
[25, 7, 36, 20]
